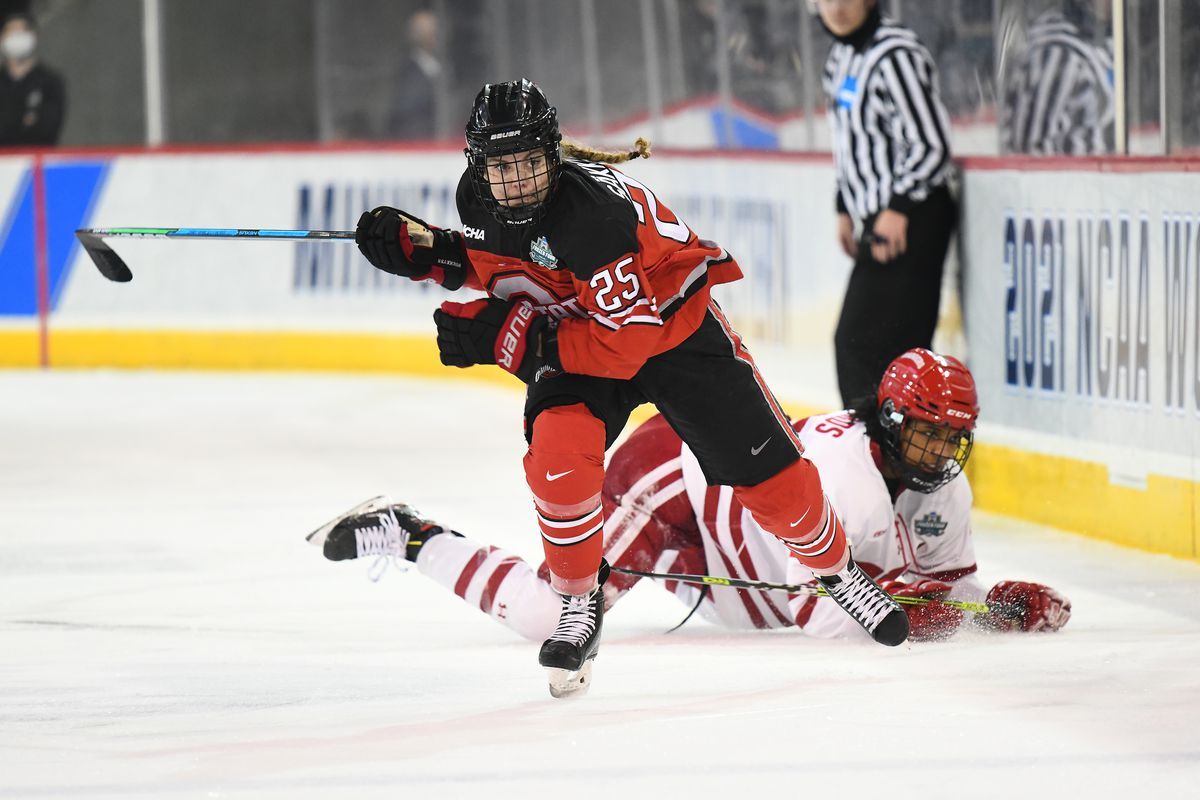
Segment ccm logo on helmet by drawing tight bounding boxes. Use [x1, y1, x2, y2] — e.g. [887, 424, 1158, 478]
[497, 302, 535, 370]
[489, 130, 522, 140]
[945, 408, 973, 419]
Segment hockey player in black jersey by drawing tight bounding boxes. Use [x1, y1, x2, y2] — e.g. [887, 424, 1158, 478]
[343, 79, 909, 697]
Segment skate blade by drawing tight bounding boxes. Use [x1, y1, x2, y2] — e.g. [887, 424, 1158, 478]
[305, 495, 392, 546]
[545, 660, 594, 699]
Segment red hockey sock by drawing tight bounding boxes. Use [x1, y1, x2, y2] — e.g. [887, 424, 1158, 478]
[524, 404, 606, 595]
[732, 457, 849, 576]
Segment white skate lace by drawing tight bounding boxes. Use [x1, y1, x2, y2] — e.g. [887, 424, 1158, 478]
[825, 566, 896, 633]
[547, 593, 597, 646]
[354, 510, 409, 582]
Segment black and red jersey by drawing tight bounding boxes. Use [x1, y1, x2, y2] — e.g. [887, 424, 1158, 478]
[455, 161, 742, 379]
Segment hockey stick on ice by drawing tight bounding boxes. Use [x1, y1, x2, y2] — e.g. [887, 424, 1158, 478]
[610, 566, 992, 614]
[75, 220, 434, 283]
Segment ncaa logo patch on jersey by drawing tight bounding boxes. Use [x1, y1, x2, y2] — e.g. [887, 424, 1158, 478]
[837, 76, 858, 110]
[915, 512, 948, 537]
[530, 235, 559, 270]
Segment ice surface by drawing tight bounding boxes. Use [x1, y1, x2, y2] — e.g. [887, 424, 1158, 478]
[2, 370, 1198, 798]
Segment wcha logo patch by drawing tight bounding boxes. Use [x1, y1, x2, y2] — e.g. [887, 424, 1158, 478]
[530, 235, 559, 270]
[914, 512, 948, 537]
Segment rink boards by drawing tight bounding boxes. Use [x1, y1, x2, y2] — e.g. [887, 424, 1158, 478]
[0, 146, 1196, 559]
[959, 157, 1200, 561]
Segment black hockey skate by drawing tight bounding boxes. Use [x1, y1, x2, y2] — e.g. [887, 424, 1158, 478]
[306, 496, 454, 577]
[538, 561, 608, 699]
[817, 557, 910, 646]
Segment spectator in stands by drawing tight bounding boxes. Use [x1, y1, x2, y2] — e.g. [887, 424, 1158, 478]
[386, 9, 442, 141]
[679, 0, 774, 105]
[0, 0, 29, 27]
[679, 0, 721, 96]
[0, 11, 65, 147]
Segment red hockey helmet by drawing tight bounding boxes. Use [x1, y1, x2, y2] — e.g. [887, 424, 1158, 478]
[876, 349, 979, 492]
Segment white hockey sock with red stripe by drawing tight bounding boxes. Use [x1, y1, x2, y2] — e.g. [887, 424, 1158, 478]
[415, 533, 562, 642]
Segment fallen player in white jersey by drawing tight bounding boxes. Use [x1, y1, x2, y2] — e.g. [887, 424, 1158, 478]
[309, 348, 1070, 641]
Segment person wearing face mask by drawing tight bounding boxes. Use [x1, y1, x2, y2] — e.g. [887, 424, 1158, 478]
[812, 0, 957, 409]
[0, 12, 65, 147]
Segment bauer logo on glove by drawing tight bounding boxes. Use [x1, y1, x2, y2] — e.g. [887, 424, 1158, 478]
[433, 297, 561, 384]
[497, 300, 536, 372]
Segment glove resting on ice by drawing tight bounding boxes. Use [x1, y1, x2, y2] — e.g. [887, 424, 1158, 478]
[982, 581, 1071, 632]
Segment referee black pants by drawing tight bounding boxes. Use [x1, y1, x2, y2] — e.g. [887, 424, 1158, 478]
[834, 185, 957, 407]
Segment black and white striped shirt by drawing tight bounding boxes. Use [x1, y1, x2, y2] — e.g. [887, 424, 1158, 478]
[822, 18, 953, 222]
[1001, 12, 1114, 156]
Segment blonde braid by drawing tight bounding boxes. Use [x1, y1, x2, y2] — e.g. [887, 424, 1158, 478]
[561, 136, 652, 164]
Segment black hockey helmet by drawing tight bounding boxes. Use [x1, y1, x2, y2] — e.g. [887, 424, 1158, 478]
[464, 79, 562, 225]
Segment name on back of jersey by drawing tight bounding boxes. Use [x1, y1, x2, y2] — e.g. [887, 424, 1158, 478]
[573, 161, 635, 204]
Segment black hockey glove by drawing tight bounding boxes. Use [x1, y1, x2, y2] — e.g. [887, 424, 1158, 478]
[355, 206, 467, 290]
[433, 297, 561, 384]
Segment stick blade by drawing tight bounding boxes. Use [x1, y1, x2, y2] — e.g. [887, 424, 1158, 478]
[75, 230, 133, 282]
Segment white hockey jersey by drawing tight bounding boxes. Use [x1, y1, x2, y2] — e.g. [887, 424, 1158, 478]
[415, 411, 984, 642]
[677, 411, 984, 638]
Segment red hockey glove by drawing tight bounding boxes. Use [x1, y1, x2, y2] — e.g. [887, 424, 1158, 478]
[983, 581, 1071, 632]
[433, 297, 561, 383]
[881, 579, 964, 640]
[355, 206, 467, 289]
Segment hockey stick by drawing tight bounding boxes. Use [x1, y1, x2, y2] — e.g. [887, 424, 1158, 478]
[74, 220, 434, 283]
[610, 565, 991, 614]
[74, 227, 355, 283]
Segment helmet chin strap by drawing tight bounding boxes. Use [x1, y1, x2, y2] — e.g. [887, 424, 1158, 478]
[878, 451, 902, 482]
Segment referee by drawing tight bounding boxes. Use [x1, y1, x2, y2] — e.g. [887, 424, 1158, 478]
[814, 0, 957, 407]
[1000, 7, 1114, 155]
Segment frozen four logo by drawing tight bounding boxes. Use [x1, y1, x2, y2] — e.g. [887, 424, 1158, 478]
[914, 512, 948, 537]
[530, 235, 559, 270]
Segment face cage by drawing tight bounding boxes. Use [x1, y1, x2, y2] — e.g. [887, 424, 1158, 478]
[881, 415, 974, 493]
[465, 145, 561, 225]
